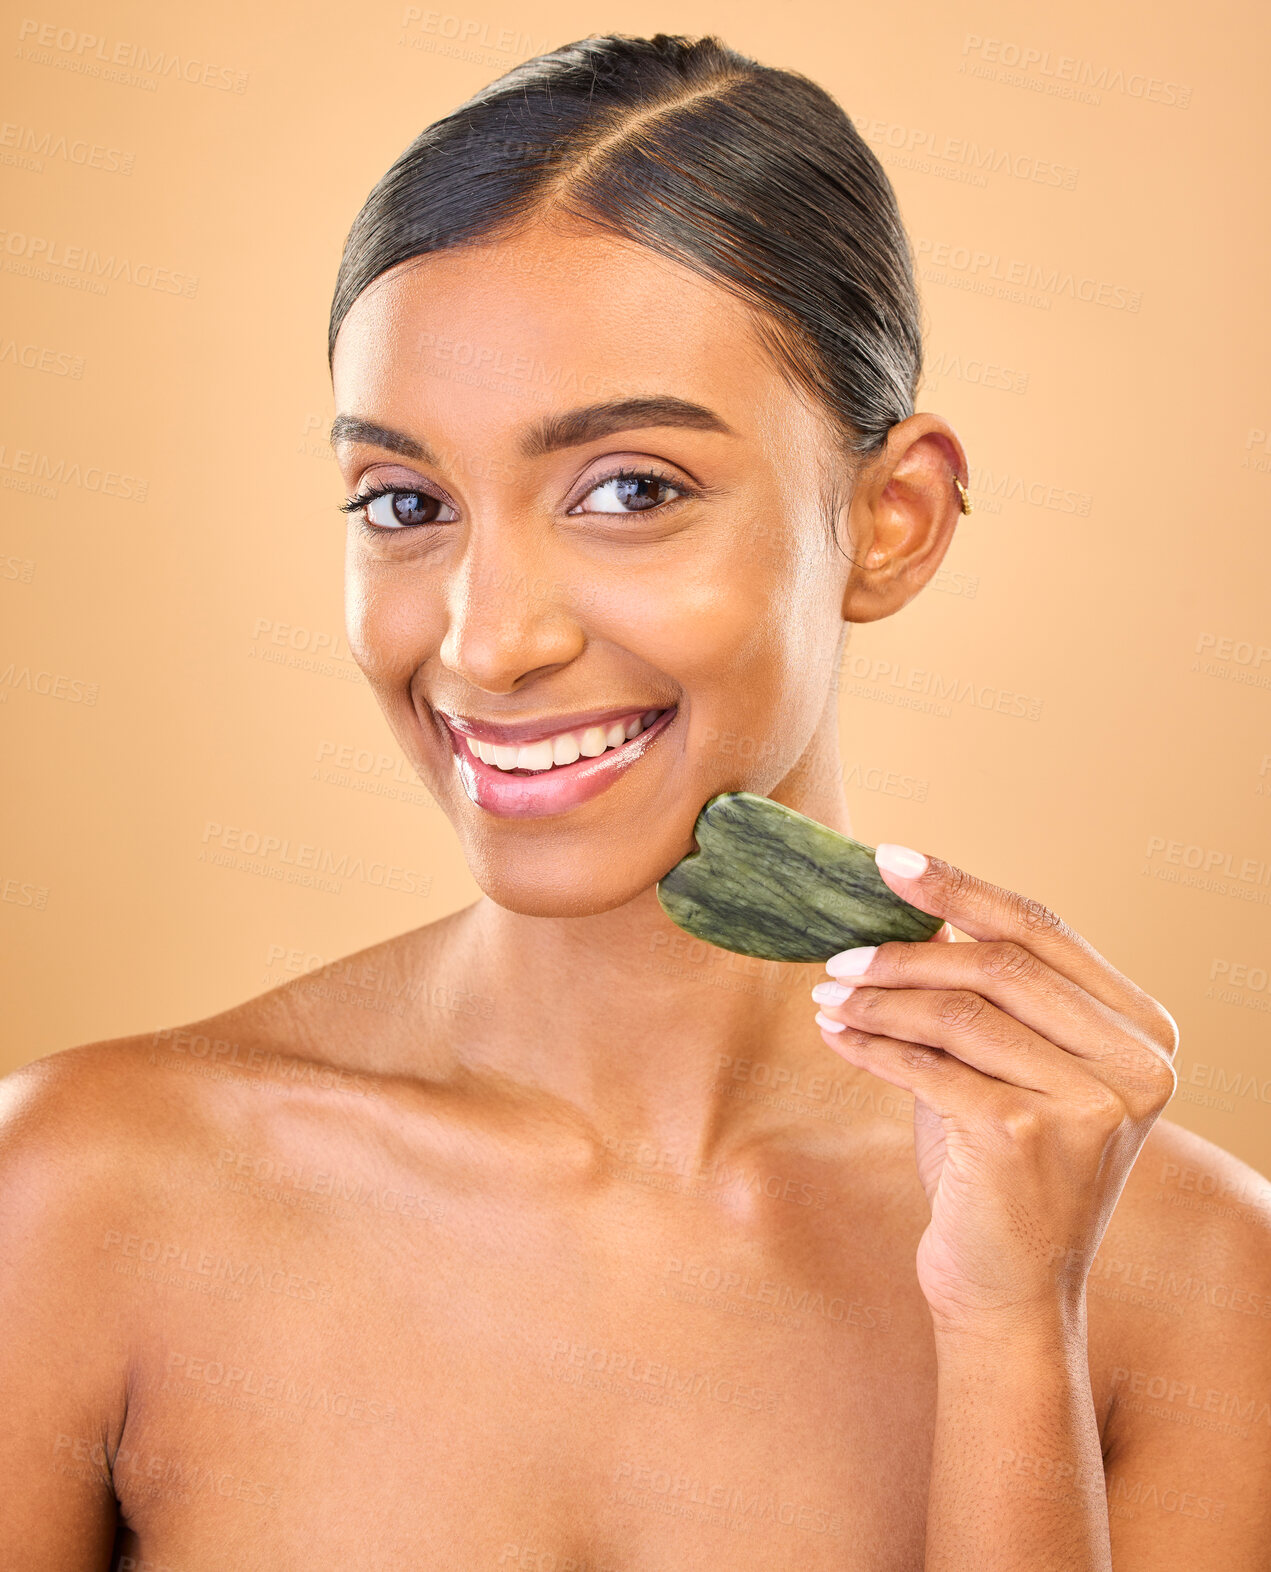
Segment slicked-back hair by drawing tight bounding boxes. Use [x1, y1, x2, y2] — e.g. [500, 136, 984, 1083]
[329, 32, 922, 461]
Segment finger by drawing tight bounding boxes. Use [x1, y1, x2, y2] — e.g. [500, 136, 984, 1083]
[816, 985, 1096, 1099]
[815, 1021, 1131, 1195]
[872, 842, 1171, 1033]
[815, 1016, 1027, 1126]
[822, 938, 1176, 1087]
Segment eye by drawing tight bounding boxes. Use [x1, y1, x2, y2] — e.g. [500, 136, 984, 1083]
[569, 470, 687, 515]
[341, 486, 457, 530]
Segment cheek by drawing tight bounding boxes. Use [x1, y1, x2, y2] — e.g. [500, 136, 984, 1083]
[343, 550, 442, 687]
[653, 543, 810, 738]
[675, 525, 843, 771]
[613, 543, 771, 682]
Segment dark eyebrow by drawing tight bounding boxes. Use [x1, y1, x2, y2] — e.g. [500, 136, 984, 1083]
[520, 396, 733, 457]
[329, 415, 436, 463]
[328, 396, 732, 467]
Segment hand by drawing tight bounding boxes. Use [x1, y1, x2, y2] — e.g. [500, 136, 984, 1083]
[809, 843, 1179, 1337]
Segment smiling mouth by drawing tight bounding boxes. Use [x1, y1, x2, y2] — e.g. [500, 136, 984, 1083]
[437, 703, 678, 819]
[448, 708, 671, 775]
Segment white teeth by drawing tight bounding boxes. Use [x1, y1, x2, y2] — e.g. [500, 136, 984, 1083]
[464, 708, 667, 774]
[516, 739, 554, 771]
[551, 732, 580, 767]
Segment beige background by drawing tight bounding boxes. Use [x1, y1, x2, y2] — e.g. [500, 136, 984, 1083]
[2, 0, 1267, 1173]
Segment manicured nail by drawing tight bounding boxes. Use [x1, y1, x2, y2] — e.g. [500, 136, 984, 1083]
[811, 980, 855, 1005]
[826, 945, 876, 978]
[875, 843, 928, 879]
[815, 1011, 847, 1034]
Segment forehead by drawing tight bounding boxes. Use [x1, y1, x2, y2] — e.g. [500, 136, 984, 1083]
[330, 221, 812, 448]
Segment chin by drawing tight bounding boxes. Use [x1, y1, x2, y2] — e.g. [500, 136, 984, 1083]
[460, 832, 688, 920]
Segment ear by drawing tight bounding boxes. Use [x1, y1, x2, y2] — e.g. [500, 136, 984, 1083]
[839, 414, 969, 625]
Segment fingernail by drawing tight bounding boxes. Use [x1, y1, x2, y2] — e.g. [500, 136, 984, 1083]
[875, 843, 928, 879]
[811, 980, 855, 1005]
[815, 1011, 847, 1034]
[826, 946, 876, 978]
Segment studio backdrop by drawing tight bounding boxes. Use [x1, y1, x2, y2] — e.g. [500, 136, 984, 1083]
[2, 0, 1267, 1176]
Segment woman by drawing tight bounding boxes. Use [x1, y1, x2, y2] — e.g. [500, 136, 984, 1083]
[2, 32, 1268, 1571]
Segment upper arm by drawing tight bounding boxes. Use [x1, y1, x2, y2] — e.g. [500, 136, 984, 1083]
[0, 1053, 131, 1569]
[1100, 1122, 1271, 1568]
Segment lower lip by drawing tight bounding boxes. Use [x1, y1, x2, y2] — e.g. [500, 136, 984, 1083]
[444, 709, 677, 819]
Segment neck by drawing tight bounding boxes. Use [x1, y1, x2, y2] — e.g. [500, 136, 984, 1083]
[446, 720, 865, 1166]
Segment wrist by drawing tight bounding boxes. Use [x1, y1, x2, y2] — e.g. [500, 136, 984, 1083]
[928, 1295, 1087, 1359]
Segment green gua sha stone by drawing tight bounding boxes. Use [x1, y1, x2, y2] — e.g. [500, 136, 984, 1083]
[656, 790, 943, 964]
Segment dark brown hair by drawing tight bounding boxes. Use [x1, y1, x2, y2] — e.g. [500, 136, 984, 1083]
[329, 32, 921, 461]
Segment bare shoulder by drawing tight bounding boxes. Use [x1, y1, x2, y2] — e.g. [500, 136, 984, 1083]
[1105, 1114, 1271, 1302]
[1089, 1115, 1271, 1552]
[0, 911, 478, 1557]
[0, 1036, 209, 1533]
[0, 909, 477, 1375]
[0, 1030, 258, 1330]
[0, 903, 477, 1211]
[182, 901, 485, 1078]
[0, 1031, 214, 1206]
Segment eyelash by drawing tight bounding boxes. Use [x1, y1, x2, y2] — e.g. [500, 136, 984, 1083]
[338, 466, 693, 534]
[337, 481, 449, 536]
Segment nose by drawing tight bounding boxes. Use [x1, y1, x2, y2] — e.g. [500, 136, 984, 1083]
[438, 528, 587, 693]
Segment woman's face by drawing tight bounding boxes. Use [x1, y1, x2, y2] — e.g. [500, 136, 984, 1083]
[330, 221, 871, 917]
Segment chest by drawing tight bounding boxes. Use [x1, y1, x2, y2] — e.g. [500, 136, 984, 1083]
[113, 1163, 944, 1569]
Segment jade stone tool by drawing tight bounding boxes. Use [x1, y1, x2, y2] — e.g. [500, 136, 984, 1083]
[656, 790, 943, 964]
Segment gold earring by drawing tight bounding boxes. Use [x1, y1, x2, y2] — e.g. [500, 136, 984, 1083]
[952, 475, 973, 515]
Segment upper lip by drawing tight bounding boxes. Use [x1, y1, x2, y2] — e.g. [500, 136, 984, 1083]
[436, 704, 673, 747]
